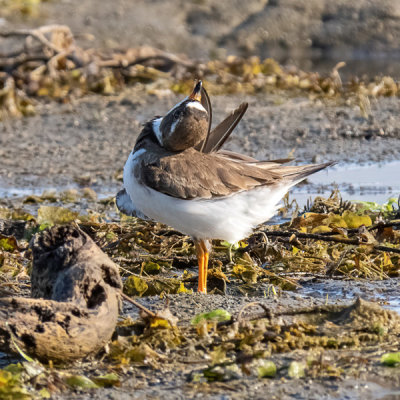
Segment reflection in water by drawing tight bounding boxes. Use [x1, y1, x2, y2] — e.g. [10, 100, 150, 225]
[292, 161, 400, 207]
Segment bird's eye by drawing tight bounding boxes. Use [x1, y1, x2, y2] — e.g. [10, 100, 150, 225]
[173, 110, 181, 120]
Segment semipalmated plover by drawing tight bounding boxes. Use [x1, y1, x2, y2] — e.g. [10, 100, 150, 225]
[117, 81, 334, 293]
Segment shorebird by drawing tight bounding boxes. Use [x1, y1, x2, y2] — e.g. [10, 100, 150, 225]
[117, 81, 334, 293]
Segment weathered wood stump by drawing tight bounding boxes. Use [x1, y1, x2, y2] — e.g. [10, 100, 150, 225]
[0, 225, 122, 362]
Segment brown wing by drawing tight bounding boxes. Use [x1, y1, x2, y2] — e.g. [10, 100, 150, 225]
[138, 148, 283, 200]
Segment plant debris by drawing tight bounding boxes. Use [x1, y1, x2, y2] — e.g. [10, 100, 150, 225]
[0, 189, 399, 397]
[1, 25, 400, 120]
[381, 352, 400, 367]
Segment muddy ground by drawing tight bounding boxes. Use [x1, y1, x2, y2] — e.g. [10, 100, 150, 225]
[51, 292, 400, 400]
[1, 87, 400, 192]
[3, 0, 400, 76]
[1, 87, 400, 400]
[1, 1, 400, 399]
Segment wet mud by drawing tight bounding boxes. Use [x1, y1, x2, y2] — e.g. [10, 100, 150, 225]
[1, 1, 400, 399]
[1, 57, 400, 400]
[1, 191, 399, 399]
[4, 0, 400, 76]
[1, 88, 399, 192]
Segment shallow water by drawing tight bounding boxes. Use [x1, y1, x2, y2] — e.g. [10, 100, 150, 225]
[376, 391, 400, 400]
[0, 184, 117, 202]
[387, 299, 400, 314]
[299, 277, 400, 315]
[1, 161, 399, 208]
[291, 160, 400, 206]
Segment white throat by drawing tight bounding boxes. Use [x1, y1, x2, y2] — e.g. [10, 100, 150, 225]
[152, 117, 163, 146]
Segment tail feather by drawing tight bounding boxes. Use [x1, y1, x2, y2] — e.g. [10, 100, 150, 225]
[268, 161, 336, 184]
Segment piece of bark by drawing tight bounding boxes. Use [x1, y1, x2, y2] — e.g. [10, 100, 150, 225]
[0, 225, 122, 362]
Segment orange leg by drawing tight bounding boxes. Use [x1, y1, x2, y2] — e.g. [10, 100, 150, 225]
[204, 251, 209, 284]
[195, 240, 210, 293]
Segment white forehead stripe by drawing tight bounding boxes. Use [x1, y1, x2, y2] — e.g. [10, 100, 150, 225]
[152, 118, 163, 146]
[187, 101, 206, 112]
[169, 97, 187, 113]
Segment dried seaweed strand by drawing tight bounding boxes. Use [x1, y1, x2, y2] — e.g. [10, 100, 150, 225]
[317, 221, 400, 236]
[237, 301, 272, 322]
[369, 221, 400, 231]
[261, 230, 400, 254]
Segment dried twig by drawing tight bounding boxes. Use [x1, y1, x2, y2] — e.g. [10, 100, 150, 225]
[369, 221, 400, 231]
[0, 25, 74, 54]
[326, 249, 349, 276]
[260, 230, 400, 254]
[98, 53, 194, 70]
[237, 302, 272, 323]
[261, 230, 360, 244]
[374, 245, 400, 254]
[120, 292, 156, 318]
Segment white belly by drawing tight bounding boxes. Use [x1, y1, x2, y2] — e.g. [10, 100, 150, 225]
[123, 151, 291, 242]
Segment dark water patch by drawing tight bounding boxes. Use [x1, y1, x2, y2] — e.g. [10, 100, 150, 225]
[0, 352, 20, 368]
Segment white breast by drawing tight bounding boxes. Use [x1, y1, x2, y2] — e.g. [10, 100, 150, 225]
[123, 151, 292, 242]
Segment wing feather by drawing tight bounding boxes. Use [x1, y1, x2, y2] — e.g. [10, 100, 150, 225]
[201, 103, 248, 153]
[139, 149, 335, 200]
[139, 148, 281, 200]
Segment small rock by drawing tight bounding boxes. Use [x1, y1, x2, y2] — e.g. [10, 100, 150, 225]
[60, 188, 80, 203]
[81, 187, 98, 201]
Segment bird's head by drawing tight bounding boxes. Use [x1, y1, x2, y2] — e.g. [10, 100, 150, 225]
[153, 81, 209, 152]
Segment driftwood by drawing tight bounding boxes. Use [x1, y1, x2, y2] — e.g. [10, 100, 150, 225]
[0, 25, 196, 80]
[0, 225, 122, 362]
[0, 24, 199, 119]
